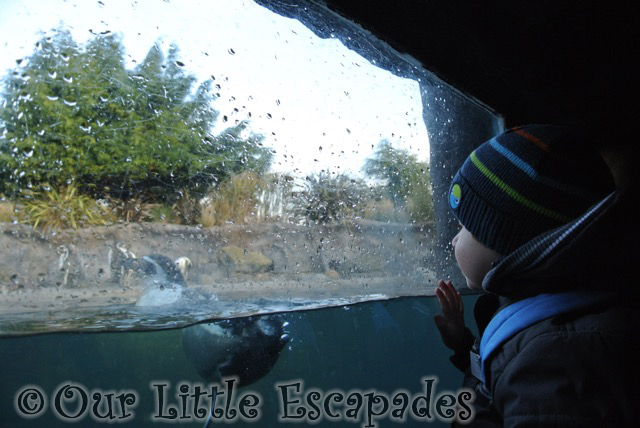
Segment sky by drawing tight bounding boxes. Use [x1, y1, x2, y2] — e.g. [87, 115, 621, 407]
[0, 0, 430, 179]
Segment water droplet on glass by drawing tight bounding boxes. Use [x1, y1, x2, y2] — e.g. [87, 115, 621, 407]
[63, 99, 77, 106]
[228, 48, 236, 55]
[47, 95, 59, 101]
[48, 71, 57, 79]
[63, 75, 73, 83]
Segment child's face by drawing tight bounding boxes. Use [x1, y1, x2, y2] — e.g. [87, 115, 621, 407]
[452, 227, 502, 291]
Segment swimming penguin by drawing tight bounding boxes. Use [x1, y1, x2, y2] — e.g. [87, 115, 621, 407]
[181, 314, 290, 387]
[134, 254, 188, 307]
[175, 256, 193, 280]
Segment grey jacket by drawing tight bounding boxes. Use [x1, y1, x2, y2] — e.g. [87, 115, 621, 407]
[452, 190, 640, 427]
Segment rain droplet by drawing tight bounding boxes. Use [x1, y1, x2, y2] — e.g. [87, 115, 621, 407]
[47, 95, 59, 101]
[175, 61, 185, 67]
[62, 99, 77, 106]
[228, 48, 236, 55]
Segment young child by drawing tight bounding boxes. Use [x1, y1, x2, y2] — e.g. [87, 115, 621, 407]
[434, 125, 639, 426]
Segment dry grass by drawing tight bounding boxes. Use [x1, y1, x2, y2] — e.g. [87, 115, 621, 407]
[0, 201, 20, 223]
[200, 171, 267, 227]
[361, 197, 410, 223]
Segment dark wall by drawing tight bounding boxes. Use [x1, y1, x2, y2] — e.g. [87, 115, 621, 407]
[322, 1, 640, 147]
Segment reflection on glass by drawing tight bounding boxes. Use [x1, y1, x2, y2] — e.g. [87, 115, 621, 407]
[0, 0, 500, 334]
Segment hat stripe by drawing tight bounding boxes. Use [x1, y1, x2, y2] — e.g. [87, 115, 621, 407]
[489, 138, 599, 200]
[470, 151, 572, 223]
[514, 129, 549, 151]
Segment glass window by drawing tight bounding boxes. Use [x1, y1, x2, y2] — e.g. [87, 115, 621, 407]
[0, 0, 500, 334]
[0, 2, 502, 427]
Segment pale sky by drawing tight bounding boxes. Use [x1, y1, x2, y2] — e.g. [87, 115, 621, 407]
[0, 0, 430, 179]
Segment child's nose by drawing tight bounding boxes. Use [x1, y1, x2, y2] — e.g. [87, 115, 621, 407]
[451, 231, 460, 248]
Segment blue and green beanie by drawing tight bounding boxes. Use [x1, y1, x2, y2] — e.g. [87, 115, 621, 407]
[449, 125, 614, 255]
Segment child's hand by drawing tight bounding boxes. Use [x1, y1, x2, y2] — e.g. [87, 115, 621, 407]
[434, 279, 468, 352]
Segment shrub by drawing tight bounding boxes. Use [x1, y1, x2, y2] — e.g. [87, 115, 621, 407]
[361, 196, 410, 223]
[0, 200, 20, 223]
[22, 183, 113, 231]
[292, 172, 367, 224]
[200, 171, 266, 226]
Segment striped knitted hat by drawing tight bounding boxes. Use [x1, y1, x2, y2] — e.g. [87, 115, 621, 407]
[449, 125, 614, 255]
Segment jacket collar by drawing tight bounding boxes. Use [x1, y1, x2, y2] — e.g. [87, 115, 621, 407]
[482, 191, 631, 298]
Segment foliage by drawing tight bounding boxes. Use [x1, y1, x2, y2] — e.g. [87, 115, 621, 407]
[22, 183, 112, 231]
[172, 190, 202, 225]
[147, 203, 180, 224]
[292, 171, 367, 224]
[104, 195, 153, 223]
[364, 141, 433, 222]
[361, 196, 410, 223]
[200, 171, 268, 227]
[0, 29, 272, 205]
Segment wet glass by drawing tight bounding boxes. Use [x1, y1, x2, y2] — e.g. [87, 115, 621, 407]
[0, 0, 501, 335]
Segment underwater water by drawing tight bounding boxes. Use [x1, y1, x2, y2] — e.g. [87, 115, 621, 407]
[0, 295, 478, 427]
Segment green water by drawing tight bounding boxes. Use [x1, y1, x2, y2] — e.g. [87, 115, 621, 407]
[0, 296, 478, 427]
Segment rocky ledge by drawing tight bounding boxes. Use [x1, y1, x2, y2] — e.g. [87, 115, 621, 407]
[0, 220, 439, 315]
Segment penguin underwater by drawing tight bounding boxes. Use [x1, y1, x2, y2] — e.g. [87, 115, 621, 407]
[182, 315, 290, 428]
[118, 247, 290, 427]
[182, 315, 290, 386]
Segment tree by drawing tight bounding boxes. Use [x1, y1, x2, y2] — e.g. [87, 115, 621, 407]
[364, 140, 433, 222]
[293, 171, 367, 224]
[0, 30, 272, 203]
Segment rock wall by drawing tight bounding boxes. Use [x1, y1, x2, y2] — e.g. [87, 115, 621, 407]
[0, 220, 437, 290]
